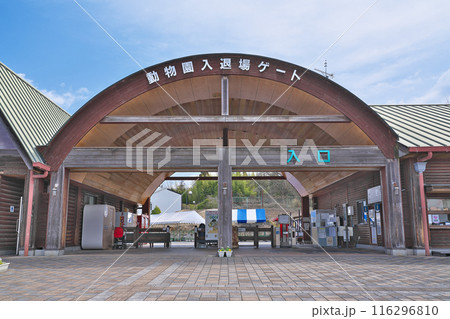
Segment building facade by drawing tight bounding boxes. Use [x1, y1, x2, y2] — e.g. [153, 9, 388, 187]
[0, 54, 449, 256]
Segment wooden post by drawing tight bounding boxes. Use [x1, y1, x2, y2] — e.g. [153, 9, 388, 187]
[221, 76, 229, 115]
[381, 159, 406, 255]
[45, 165, 70, 255]
[73, 186, 82, 247]
[218, 129, 232, 249]
[271, 225, 275, 247]
[402, 158, 426, 254]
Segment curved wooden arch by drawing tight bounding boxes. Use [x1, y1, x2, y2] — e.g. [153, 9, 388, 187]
[42, 53, 398, 170]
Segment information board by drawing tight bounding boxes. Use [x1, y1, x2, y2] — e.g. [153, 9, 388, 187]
[205, 210, 219, 240]
[368, 185, 382, 204]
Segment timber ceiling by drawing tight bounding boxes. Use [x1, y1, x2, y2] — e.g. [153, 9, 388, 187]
[72, 75, 378, 203]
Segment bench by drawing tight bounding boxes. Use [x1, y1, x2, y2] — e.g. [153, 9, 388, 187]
[123, 227, 171, 248]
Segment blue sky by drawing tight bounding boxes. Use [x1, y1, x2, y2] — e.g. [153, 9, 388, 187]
[1, 0, 449, 114]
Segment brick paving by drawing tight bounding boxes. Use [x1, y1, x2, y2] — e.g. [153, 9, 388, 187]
[1, 246, 449, 301]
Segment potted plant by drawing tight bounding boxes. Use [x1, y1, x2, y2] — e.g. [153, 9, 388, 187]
[225, 246, 233, 257]
[218, 247, 225, 257]
[0, 257, 10, 273]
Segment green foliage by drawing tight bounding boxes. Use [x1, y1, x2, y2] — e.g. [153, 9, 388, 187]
[151, 205, 162, 215]
[169, 172, 301, 209]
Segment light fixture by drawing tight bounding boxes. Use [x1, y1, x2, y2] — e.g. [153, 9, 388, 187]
[52, 183, 59, 196]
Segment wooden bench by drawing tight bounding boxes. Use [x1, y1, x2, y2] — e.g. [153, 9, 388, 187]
[123, 227, 171, 248]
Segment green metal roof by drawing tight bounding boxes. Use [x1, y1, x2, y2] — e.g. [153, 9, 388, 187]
[0, 62, 70, 164]
[371, 104, 450, 147]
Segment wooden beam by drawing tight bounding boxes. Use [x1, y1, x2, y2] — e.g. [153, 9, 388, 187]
[100, 115, 351, 124]
[64, 146, 387, 171]
[165, 175, 286, 180]
[221, 76, 229, 115]
[218, 146, 232, 248]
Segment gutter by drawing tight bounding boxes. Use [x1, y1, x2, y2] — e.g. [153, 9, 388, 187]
[23, 162, 51, 256]
[409, 146, 450, 153]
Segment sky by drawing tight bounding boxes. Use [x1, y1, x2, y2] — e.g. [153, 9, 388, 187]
[1, 0, 449, 114]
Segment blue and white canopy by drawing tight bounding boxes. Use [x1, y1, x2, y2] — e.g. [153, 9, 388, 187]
[232, 209, 266, 223]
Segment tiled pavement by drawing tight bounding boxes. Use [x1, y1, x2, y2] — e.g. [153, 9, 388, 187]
[1, 245, 449, 301]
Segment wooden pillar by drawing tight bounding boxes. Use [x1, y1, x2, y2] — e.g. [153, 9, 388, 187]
[45, 165, 70, 255]
[142, 197, 151, 215]
[402, 158, 426, 254]
[381, 159, 406, 255]
[302, 196, 311, 242]
[218, 128, 232, 249]
[73, 186, 82, 247]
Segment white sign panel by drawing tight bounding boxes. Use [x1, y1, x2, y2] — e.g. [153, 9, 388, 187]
[367, 185, 382, 204]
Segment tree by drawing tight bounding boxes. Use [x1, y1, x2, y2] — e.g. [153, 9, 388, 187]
[151, 205, 161, 215]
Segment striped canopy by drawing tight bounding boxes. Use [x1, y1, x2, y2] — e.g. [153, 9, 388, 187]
[232, 209, 266, 223]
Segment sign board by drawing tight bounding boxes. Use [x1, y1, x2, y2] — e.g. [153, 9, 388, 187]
[326, 237, 334, 246]
[347, 206, 354, 216]
[371, 226, 377, 244]
[205, 210, 219, 240]
[368, 185, 382, 204]
[376, 212, 382, 235]
[10, 206, 14, 213]
[278, 214, 290, 224]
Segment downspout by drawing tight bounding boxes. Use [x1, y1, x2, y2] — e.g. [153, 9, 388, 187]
[415, 152, 433, 256]
[23, 162, 50, 256]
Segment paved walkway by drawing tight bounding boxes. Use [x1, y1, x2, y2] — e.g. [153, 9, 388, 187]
[1, 245, 449, 301]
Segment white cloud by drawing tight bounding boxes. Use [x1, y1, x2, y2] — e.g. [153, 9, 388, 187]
[17, 73, 34, 85]
[79, 0, 450, 104]
[40, 88, 90, 111]
[17, 73, 89, 111]
[407, 69, 450, 104]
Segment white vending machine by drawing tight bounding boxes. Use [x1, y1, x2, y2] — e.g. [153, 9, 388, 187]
[81, 204, 115, 249]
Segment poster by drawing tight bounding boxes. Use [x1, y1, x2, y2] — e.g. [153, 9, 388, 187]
[318, 227, 326, 238]
[371, 226, 377, 244]
[205, 210, 219, 240]
[328, 227, 336, 237]
[326, 237, 333, 246]
[431, 215, 440, 224]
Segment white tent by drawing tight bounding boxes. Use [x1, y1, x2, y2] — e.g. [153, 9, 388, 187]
[151, 210, 205, 225]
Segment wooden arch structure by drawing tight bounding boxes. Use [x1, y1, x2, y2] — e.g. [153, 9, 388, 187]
[38, 53, 405, 254]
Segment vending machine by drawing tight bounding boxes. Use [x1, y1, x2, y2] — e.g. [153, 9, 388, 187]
[137, 214, 149, 229]
[278, 214, 292, 248]
[310, 209, 337, 247]
[81, 204, 115, 249]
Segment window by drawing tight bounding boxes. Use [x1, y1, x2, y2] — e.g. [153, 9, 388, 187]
[356, 200, 367, 224]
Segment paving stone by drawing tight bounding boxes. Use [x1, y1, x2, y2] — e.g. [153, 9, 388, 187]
[1, 248, 449, 301]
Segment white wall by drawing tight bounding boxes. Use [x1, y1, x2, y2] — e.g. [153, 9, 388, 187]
[150, 189, 182, 214]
